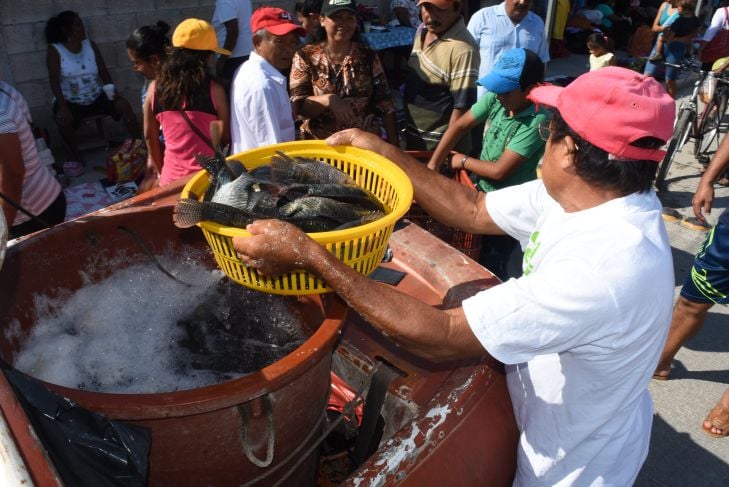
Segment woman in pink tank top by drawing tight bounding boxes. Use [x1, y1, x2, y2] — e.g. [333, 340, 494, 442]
[140, 19, 230, 191]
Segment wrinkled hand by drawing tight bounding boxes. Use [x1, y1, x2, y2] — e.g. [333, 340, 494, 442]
[692, 181, 715, 222]
[232, 220, 318, 276]
[326, 128, 386, 153]
[329, 95, 356, 128]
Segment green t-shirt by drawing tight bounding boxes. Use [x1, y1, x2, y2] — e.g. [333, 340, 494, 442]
[470, 91, 549, 192]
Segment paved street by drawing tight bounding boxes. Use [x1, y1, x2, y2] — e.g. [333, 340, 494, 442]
[547, 55, 729, 486]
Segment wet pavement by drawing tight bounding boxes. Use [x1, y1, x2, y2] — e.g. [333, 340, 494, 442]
[547, 54, 729, 486]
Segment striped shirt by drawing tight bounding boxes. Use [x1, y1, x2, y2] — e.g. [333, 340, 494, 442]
[404, 18, 479, 150]
[0, 81, 62, 226]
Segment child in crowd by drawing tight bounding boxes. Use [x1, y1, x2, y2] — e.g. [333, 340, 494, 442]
[140, 19, 230, 192]
[650, 0, 699, 63]
[295, 0, 323, 44]
[587, 33, 616, 70]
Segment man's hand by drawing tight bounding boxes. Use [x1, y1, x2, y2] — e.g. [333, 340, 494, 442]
[232, 220, 318, 276]
[326, 128, 386, 152]
[693, 180, 715, 222]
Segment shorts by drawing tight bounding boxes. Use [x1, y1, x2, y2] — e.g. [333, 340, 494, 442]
[644, 41, 688, 81]
[680, 215, 729, 304]
[53, 92, 122, 129]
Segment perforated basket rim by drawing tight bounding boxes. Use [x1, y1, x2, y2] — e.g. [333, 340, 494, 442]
[180, 140, 413, 243]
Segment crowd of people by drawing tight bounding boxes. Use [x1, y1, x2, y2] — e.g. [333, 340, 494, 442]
[2, 0, 729, 483]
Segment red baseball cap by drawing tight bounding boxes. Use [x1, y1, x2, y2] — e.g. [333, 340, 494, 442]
[528, 67, 675, 162]
[251, 7, 306, 37]
[417, 0, 456, 8]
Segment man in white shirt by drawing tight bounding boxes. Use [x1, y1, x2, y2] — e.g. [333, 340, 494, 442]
[233, 68, 676, 485]
[213, 0, 253, 88]
[467, 0, 549, 99]
[230, 7, 304, 154]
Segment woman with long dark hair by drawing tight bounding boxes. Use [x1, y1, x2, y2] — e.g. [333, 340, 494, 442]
[126, 21, 171, 105]
[140, 19, 230, 192]
[46, 10, 139, 177]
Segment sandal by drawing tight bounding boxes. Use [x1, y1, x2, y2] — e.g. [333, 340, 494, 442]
[63, 160, 84, 178]
[681, 217, 712, 232]
[661, 207, 682, 223]
[702, 402, 729, 438]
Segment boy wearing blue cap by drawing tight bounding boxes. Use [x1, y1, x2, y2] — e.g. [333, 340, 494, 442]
[427, 47, 548, 280]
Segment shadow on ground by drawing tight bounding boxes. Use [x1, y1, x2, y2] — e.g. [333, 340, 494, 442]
[636, 415, 729, 487]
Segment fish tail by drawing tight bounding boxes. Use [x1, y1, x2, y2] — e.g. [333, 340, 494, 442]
[173, 199, 205, 228]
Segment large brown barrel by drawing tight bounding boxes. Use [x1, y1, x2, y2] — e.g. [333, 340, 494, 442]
[0, 206, 346, 486]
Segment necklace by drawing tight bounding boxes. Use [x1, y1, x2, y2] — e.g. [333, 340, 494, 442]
[325, 44, 352, 85]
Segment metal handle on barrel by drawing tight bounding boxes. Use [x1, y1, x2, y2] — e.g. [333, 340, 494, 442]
[239, 395, 275, 468]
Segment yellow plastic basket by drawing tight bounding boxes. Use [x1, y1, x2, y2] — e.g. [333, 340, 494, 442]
[180, 140, 413, 295]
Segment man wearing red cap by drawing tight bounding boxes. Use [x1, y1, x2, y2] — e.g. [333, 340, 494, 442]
[230, 8, 305, 153]
[403, 0, 479, 152]
[233, 67, 676, 485]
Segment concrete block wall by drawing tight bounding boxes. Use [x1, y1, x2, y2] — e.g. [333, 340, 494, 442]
[0, 0, 295, 155]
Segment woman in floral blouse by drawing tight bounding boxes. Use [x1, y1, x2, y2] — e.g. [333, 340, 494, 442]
[289, 0, 399, 144]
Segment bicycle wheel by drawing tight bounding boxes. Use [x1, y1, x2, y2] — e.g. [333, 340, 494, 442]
[657, 108, 694, 190]
[694, 95, 723, 159]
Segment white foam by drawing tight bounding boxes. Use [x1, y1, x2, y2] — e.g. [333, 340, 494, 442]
[14, 257, 229, 394]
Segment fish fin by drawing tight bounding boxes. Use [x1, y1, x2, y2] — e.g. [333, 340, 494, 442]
[226, 160, 247, 178]
[195, 153, 219, 175]
[269, 151, 293, 182]
[173, 198, 205, 228]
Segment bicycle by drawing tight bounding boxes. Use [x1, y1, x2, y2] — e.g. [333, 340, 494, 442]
[655, 59, 729, 191]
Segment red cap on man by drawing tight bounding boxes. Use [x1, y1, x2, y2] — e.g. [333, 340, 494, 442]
[528, 67, 675, 162]
[251, 7, 306, 37]
[416, 0, 456, 8]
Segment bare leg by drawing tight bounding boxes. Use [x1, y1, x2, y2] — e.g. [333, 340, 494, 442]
[654, 296, 713, 378]
[703, 387, 729, 437]
[54, 113, 82, 163]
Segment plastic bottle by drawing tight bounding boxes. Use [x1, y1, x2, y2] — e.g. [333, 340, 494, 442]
[701, 72, 717, 104]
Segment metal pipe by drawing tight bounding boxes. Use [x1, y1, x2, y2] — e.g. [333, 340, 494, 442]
[543, 0, 559, 67]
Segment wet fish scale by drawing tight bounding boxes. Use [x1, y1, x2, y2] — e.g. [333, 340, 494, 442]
[270, 151, 355, 185]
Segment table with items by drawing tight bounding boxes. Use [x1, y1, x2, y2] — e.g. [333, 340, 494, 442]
[361, 26, 416, 51]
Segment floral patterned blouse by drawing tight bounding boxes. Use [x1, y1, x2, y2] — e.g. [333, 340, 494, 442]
[289, 41, 396, 139]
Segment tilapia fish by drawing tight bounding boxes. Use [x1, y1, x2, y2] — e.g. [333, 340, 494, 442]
[270, 151, 356, 185]
[195, 152, 245, 202]
[174, 151, 386, 232]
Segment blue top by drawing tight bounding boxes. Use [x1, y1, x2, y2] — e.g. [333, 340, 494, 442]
[467, 3, 550, 99]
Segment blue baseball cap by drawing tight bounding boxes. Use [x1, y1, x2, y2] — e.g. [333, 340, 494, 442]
[477, 48, 530, 94]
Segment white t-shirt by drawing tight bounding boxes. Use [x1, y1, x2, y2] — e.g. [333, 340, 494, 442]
[589, 52, 615, 71]
[230, 52, 295, 153]
[703, 6, 729, 42]
[462, 180, 674, 486]
[212, 0, 253, 59]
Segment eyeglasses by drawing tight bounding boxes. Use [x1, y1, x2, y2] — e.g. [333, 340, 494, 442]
[538, 120, 553, 142]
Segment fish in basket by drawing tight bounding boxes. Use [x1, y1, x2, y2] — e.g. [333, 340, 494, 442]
[178, 140, 413, 295]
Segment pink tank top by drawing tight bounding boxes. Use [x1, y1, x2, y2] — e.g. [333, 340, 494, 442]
[152, 81, 218, 186]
